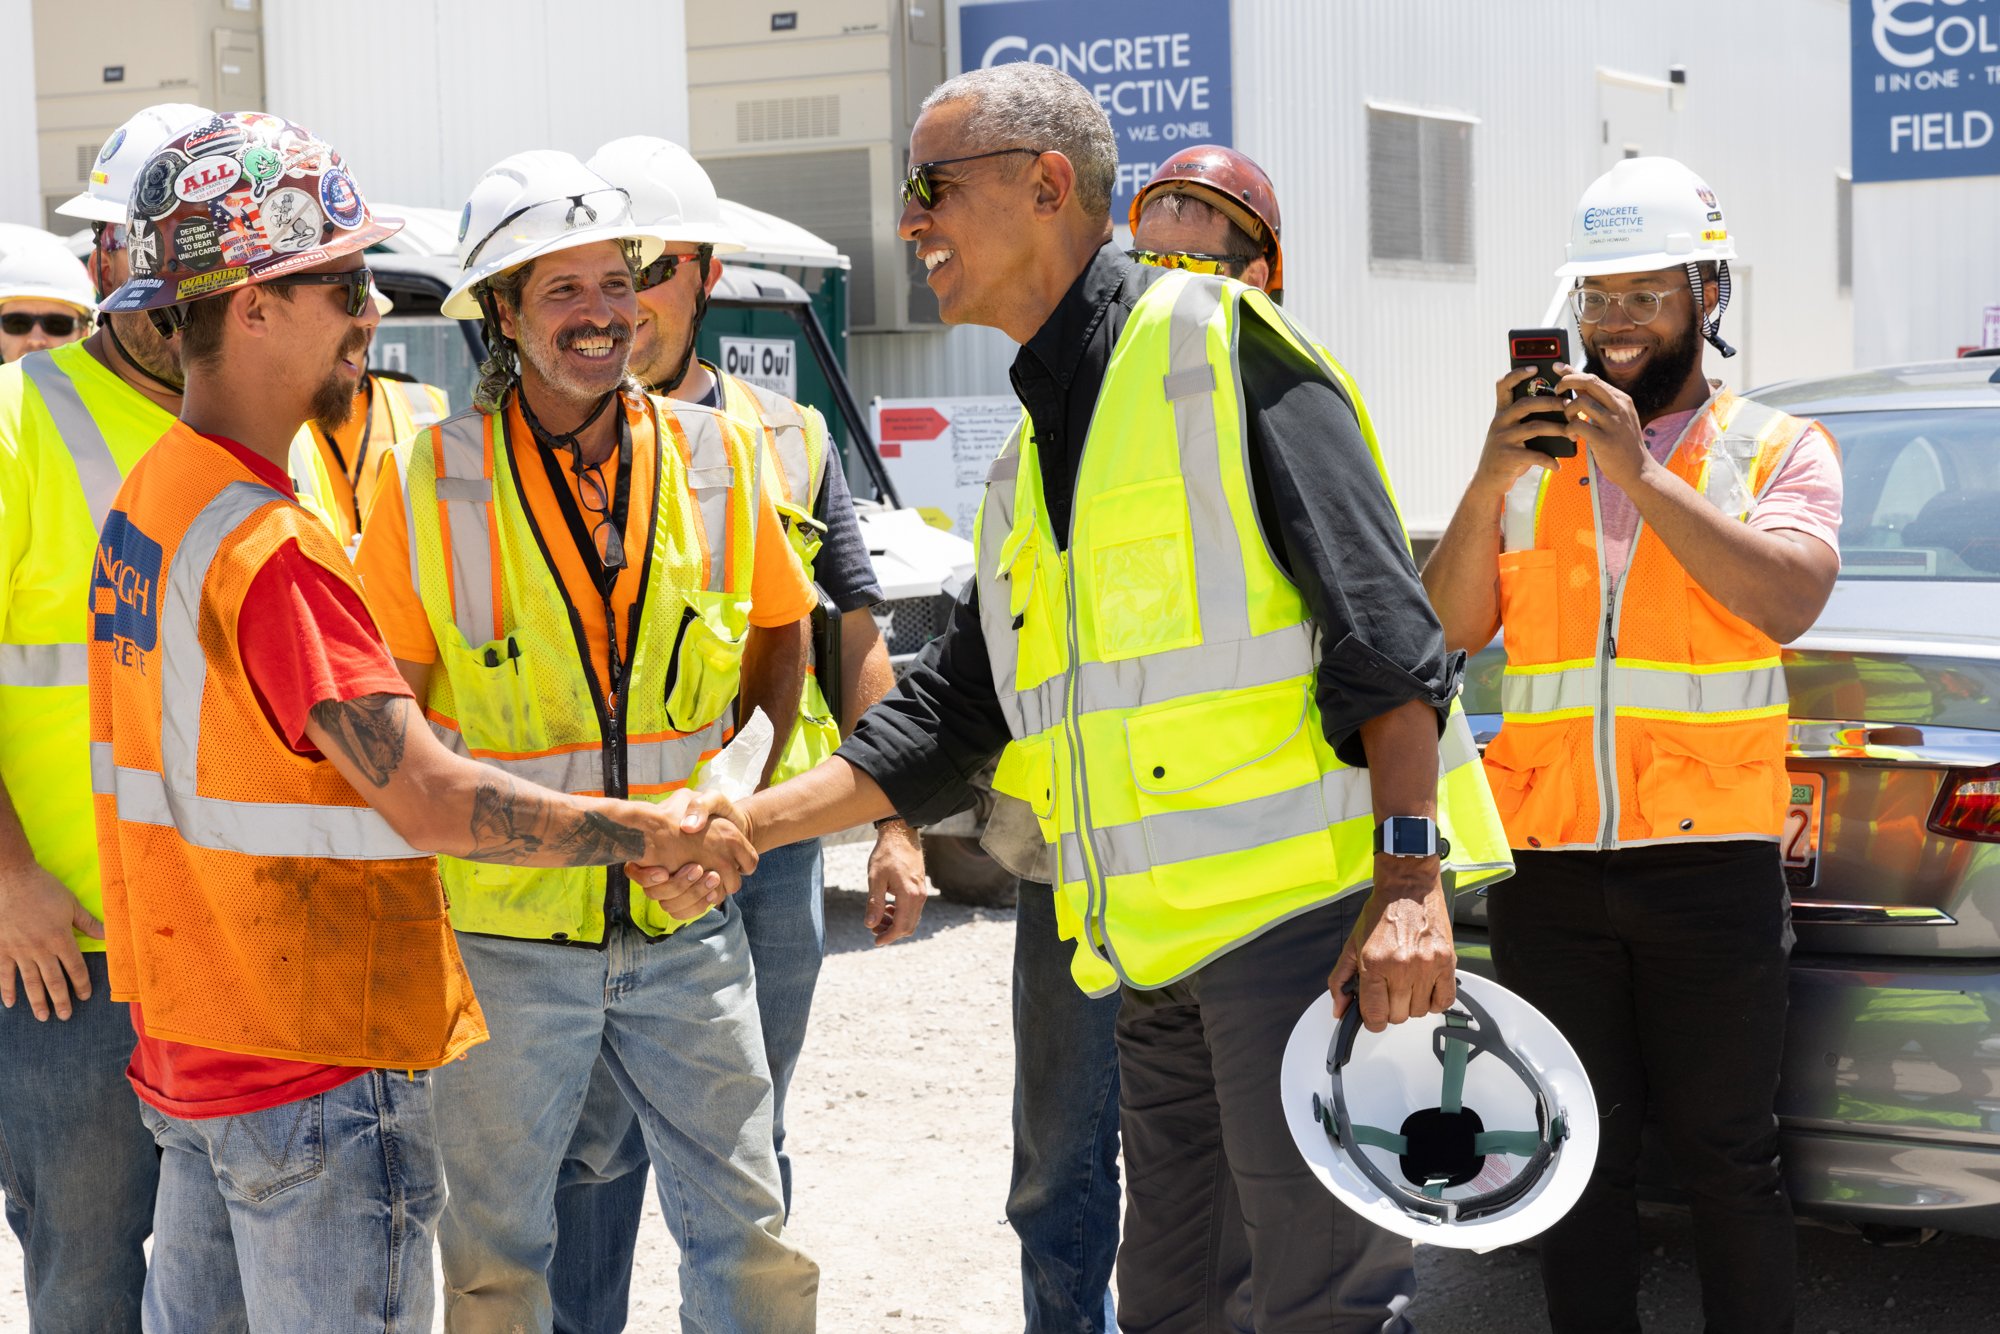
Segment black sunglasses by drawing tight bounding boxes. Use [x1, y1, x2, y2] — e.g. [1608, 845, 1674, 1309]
[0, 312, 81, 337]
[637, 244, 713, 292]
[261, 269, 374, 318]
[901, 147, 1047, 208]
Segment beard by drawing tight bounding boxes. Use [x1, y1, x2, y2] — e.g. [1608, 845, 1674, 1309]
[109, 311, 185, 391]
[310, 330, 370, 435]
[1584, 316, 1705, 420]
[521, 315, 635, 405]
[631, 320, 695, 393]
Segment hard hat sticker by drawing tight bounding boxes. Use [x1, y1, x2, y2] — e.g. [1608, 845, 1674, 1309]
[127, 220, 162, 277]
[176, 266, 248, 301]
[99, 127, 127, 164]
[175, 155, 243, 205]
[172, 217, 223, 273]
[241, 146, 283, 199]
[320, 168, 366, 231]
[262, 188, 327, 253]
[213, 190, 270, 266]
[132, 151, 189, 221]
[181, 116, 248, 158]
[1581, 205, 1644, 237]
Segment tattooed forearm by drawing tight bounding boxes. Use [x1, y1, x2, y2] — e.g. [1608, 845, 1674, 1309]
[309, 693, 409, 788]
[465, 777, 649, 867]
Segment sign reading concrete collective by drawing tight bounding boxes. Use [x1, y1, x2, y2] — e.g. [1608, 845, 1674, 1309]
[959, 0, 1233, 217]
[1852, 0, 2000, 181]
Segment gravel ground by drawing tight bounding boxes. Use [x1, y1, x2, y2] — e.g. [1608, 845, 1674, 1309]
[8, 840, 2000, 1330]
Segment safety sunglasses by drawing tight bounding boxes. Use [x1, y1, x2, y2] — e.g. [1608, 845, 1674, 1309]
[93, 222, 127, 253]
[1571, 287, 1678, 325]
[262, 268, 376, 318]
[0, 312, 81, 337]
[463, 188, 633, 270]
[637, 245, 712, 292]
[900, 147, 1046, 208]
[1127, 248, 1251, 277]
[573, 462, 626, 572]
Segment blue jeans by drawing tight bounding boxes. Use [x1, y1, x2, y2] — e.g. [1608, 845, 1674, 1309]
[436, 906, 816, 1334]
[138, 1068, 442, 1333]
[0, 951, 157, 1334]
[1009, 880, 1123, 1334]
[547, 838, 825, 1334]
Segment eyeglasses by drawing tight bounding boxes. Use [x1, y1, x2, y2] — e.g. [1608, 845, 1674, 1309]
[900, 147, 1047, 208]
[262, 268, 375, 318]
[573, 461, 626, 572]
[93, 223, 127, 253]
[463, 188, 633, 271]
[637, 246, 711, 292]
[1127, 248, 1252, 277]
[0, 312, 81, 337]
[1571, 288, 1678, 325]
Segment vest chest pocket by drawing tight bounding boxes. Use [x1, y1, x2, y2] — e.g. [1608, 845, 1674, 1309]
[436, 631, 547, 757]
[1635, 719, 1787, 841]
[664, 591, 752, 732]
[1079, 478, 1199, 663]
[1480, 722, 1577, 847]
[1496, 548, 1559, 665]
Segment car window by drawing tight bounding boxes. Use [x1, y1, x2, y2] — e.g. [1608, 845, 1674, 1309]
[1815, 409, 2000, 580]
[371, 315, 480, 414]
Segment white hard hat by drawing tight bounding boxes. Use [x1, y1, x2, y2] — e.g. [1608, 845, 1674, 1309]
[585, 136, 746, 254]
[1555, 156, 1736, 279]
[1280, 971, 1598, 1252]
[55, 103, 216, 224]
[442, 150, 671, 320]
[0, 230, 97, 316]
[370, 276, 394, 317]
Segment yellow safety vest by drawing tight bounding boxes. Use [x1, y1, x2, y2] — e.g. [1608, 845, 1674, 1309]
[289, 376, 451, 550]
[0, 343, 175, 950]
[717, 372, 841, 783]
[401, 391, 759, 942]
[978, 270, 1512, 994]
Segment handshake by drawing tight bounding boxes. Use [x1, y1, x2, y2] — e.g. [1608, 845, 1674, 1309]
[621, 789, 761, 921]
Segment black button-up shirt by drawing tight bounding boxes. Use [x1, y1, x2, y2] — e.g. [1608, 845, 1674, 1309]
[839, 243, 1459, 826]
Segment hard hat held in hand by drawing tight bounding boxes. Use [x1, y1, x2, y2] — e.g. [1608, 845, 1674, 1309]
[1555, 156, 1736, 279]
[586, 137, 746, 255]
[99, 112, 401, 314]
[0, 229, 97, 314]
[1281, 971, 1598, 1252]
[56, 103, 215, 224]
[443, 150, 673, 320]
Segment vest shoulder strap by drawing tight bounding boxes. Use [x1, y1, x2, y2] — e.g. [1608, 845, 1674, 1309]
[416, 410, 500, 646]
[20, 349, 121, 527]
[1701, 392, 1817, 518]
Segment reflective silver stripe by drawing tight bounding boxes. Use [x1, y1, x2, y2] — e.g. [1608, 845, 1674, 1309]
[729, 375, 818, 508]
[146, 483, 421, 859]
[434, 413, 497, 646]
[396, 445, 422, 599]
[428, 724, 724, 794]
[20, 351, 122, 527]
[1700, 397, 1808, 519]
[1500, 470, 1542, 552]
[1071, 623, 1312, 714]
[674, 403, 741, 594]
[0, 642, 86, 688]
[1163, 277, 1251, 647]
[1057, 717, 1484, 880]
[90, 738, 113, 793]
[1500, 662, 1788, 717]
[388, 379, 446, 429]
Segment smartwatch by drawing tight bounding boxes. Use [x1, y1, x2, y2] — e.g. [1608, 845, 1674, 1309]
[1374, 816, 1448, 859]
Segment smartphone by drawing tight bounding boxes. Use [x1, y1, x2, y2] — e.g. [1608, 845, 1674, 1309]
[1507, 327, 1577, 459]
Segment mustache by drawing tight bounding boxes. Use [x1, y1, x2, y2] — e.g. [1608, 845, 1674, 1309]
[556, 319, 631, 350]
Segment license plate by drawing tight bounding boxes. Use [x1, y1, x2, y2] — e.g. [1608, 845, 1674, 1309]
[1783, 771, 1824, 889]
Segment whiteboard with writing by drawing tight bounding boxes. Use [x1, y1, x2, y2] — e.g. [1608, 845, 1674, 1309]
[872, 396, 1021, 540]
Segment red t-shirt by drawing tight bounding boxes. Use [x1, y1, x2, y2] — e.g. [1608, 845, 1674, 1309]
[126, 434, 417, 1120]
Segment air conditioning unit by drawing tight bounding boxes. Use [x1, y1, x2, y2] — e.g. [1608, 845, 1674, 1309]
[688, 0, 944, 332]
[31, 0, 266, 232]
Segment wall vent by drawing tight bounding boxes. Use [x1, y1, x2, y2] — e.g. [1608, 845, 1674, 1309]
[736, 95, 841, 144]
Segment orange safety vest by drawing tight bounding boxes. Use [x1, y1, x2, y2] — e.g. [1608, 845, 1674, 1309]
[1483, 389, 1827, 851]
[89, 423, 486, 1069]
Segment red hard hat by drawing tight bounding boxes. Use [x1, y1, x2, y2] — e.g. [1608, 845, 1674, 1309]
[101, 111, 399, 314]
[1130, 146, 1284, 298]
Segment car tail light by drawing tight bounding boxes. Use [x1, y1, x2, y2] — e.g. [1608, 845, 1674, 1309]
[1929, 766, 2000, 843]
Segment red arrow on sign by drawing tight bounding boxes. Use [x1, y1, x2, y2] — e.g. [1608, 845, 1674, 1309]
[878, 406, 950, 442]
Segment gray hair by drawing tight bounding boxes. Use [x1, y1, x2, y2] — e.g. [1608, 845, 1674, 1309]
[471, 262, 531, 414]
[1137, 192, 1262, 261]
[921, 64, 1117, 222]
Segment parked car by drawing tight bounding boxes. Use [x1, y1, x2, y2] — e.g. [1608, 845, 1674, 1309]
[1454, 355, 2000, 1240]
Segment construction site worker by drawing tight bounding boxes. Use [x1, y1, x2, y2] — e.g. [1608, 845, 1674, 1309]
[0, 101, 209, 1333]
[350, 148, 819, 1332]
[287, 281, 452, 550]
[536, 135, 913, 1334]
[1422, 156, 1843, 1332]
[0, 231, 96, 364]
[647, 64, 1511, 1330]
[91, 112, 754, 1334]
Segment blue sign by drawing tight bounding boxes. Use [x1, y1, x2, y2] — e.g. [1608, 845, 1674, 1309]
[1852, 0, 2000, 182]
[959, 0, 1234, 218]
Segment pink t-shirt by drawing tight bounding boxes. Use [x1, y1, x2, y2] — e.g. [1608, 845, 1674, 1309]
[1596, 404, 1843, 581]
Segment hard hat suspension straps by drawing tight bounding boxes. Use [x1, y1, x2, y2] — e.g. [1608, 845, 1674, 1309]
[659, 244, 716, 396]
[1685, 260, 1736, 359]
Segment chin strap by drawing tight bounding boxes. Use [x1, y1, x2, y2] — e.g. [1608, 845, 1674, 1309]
[655, 249, 716, 395]
[1686, 260, 1736, 359]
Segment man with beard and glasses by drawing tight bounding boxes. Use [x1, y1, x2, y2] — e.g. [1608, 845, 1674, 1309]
[0, 100, 208, 1333]
[535, 134, 913, 1334]
[351, 149, 819, 1333]
[91, 112, 755, 1334]
[1423, 156, 1843, 1332]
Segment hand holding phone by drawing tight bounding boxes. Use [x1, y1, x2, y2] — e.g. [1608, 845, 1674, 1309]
[1507, 328, 1577, 459]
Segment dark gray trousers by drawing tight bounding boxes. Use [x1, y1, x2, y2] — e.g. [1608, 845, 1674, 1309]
[1114, 895, 1417, 1334]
